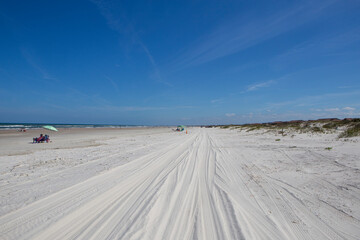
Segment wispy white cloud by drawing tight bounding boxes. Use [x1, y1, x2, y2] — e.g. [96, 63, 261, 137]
[225, 113, 236, 117]
[105, 76, 120, 93]
[90, 0, 129, 33]
[324, 108, 340, 112]
[137, 41, 172, 87]
[246, 80, 276, 92]
[91, 0, 171, 87]
[20, 48, 56, 81]
[308, 107, 360, 119]
[266, 90, 360, 110]
[338, 86, 353, 89]
[170, 0, 338, 69]
[215, 108, 360, 125]
[62, 87, 112, 107]
[311, 106, 356, 113]
[208, 77, 280, 110]
[211, 98, 223, 104]
[273, 28, 360, 68]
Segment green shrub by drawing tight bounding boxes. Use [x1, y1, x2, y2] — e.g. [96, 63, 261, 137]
[311, 126, 323, 132]
[339, 123, 360, 138]
[246, 127, 257, 132]
[323, 123, 336, 129]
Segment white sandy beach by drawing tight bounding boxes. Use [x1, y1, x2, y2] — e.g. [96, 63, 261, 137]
[0, 127, 359, 239]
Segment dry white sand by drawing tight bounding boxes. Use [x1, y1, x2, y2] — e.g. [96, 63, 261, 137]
[0, 127, 359, 239]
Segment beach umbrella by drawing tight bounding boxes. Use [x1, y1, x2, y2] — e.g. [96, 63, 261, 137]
[42, 125, 58, 132]
[177, 125, 185, 131]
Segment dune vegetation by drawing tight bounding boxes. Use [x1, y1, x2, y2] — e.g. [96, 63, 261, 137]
[214, 118, 360, 138]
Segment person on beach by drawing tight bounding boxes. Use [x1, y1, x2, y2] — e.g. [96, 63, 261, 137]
[33, 134, 45, 143]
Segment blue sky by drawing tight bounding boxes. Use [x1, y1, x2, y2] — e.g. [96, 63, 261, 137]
[1, 0, 360, 125]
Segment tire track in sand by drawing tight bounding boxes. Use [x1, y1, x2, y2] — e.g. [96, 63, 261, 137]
[1, 128, 358, 239]
[0, 132, 197, 239]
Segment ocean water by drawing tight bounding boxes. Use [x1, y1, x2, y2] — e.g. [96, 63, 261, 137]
[0, 123, 143, 130]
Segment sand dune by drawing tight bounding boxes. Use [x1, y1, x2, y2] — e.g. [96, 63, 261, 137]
[0, 127, 359, 239]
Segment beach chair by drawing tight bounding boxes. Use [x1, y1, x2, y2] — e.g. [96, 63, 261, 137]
[33, 136, 45, 143]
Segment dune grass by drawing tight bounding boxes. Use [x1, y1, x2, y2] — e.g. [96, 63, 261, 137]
[338, 123, 360, 138]
[215, 118, 360, 138]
